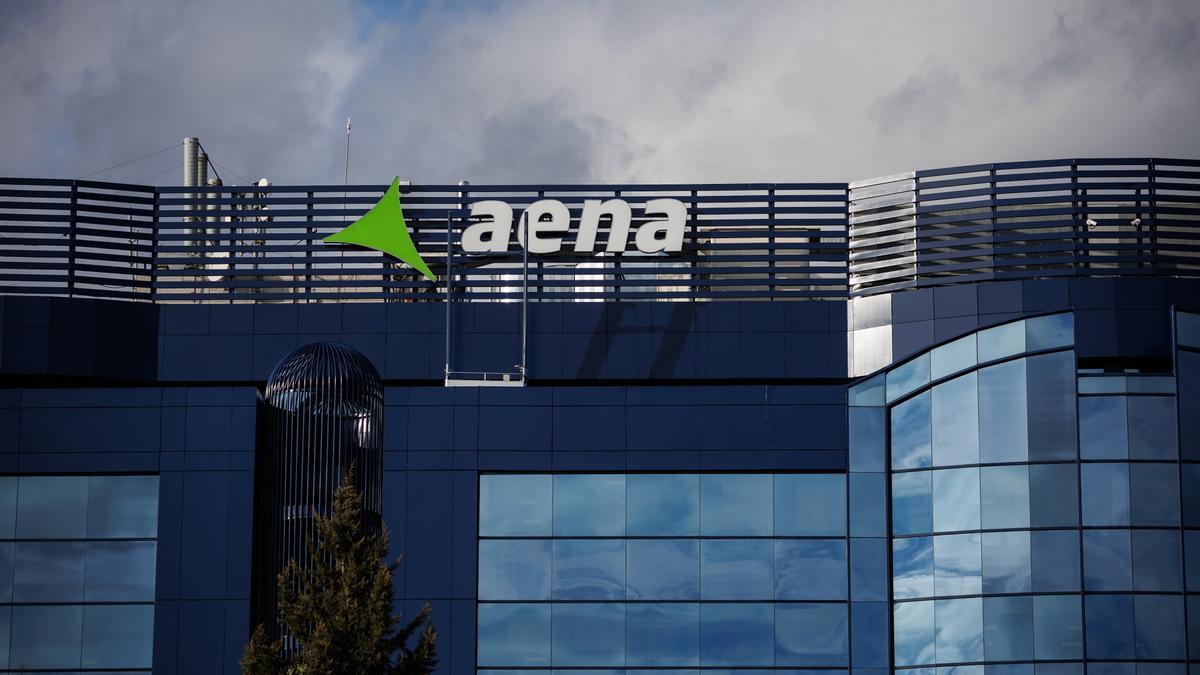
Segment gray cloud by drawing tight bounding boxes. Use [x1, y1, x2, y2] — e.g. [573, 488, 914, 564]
[1, 0, 1197, 186]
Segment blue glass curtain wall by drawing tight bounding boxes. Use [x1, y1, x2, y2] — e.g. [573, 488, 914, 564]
[876, 312, 1197, 671]
[0, 475, 158, 672]
[476, 473, 853, 672]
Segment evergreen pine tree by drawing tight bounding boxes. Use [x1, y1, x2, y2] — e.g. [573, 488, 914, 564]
[242, 470, 437, 675]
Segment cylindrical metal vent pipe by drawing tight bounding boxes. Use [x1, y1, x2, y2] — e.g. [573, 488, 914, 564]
[252, 342, 385, 640]
[206, 177, 222, 239]
[183, 137, 198, 188]
[196, 150, 208, 194]
[183, 138, 200, 250]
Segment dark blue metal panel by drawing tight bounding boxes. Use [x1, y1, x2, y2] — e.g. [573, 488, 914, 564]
[180, 471, 230, 599]
[404, 470, 454, 598]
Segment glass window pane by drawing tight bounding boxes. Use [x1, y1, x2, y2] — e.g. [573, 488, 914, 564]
[0, 476, 15, 539]
[700, 602, 774, 666]
[480, 475, 551, 537]
[1138, 665, 1187, 675]
[932, 334, 977, 381]
[851, 600, 889, 668]
[980, 465, 1029, 530]
[894, 600, 935, 666]
[887, 353, 931, 403]
[552, 603, 625, 666]
[1128, 396, 1178, 459]
[84, 541, 156, 601]
[1130, 462, 1180, 526]
[627, 603, 699, 666]
[478, 540, 550, 600]
[13, 541, 85, 601]
[1185, 463, 1200, 527]
[701, 539, 773, 600]
[81, 604, 153, 668]
[932, 468, 980, 533]
[553, 474, 624, 536]
[1085, 594, 1134, 660]
[978, 321, 1025, 362]
[15, 475, 87, 538]
[1026, 351, 1078, 461]
[850, 407, 886, 472]
[893, 536, 934, 600]
[627, 539, 699, 600]
[935, 597, 984, 663]
[87, 475, 158, 538]
[1081, 463, 1130, 526]
[934, 533, 982, 597]
[1084, 664, 1135, 675]
[700, 474, 771, 536]
[775, 603, 848, 667]
[892, 391, 932, 470]
[983, 595, 1033, 662]
[850, 538, 888, 601]
[1186, 531, 1200, 592]
[1033, 595, 1082, 660]
[1179, 311, 1200, 347]
[1079, 397, 1128, 459]
[1083, 529, 1132, 591]
[1189, 596, 1200, 657]
[932, 372, 979, 467]
[0, 543, 10, 603]
[10, 604, 83, 670]
[1134, 594, 1185, 660]
[1182, 351, 1200, 461]
[978, 359, 1029, 463]
[477, 603, 551, 666]
[1031, 530, 1080, 592]
[627, 474, 697, 536]
[776, 539, 846, 600]
[850, 472, 886, 538]
[553, 539, 624, 600]
[1133, 530, 1182, 592]
[1029, 463, 1078, 527]
[1025, 313, 1073, 351]
[893, 471, 932, 536]
[775, 474, 845, 536]
[849, 373, 885, 407]
[0, 605, 7, 670]
[982, 531, 1031, 594]
[986, 665, 1033, 675]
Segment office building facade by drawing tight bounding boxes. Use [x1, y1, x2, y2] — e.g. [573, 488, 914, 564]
[0, 157, 1197, 674]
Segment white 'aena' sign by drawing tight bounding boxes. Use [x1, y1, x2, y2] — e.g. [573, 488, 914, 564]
[462, 198, 687, 255]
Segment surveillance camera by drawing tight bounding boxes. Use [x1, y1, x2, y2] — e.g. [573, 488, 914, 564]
[1130, 218, 1142, 227]
[1086, 218, 1098, 229]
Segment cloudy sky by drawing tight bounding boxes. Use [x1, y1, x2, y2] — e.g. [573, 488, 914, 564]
[1, 0, 1197, 186]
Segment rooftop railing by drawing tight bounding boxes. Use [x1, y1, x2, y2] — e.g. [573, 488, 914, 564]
[1, 158, 1197, 303]
[848, 158, 1200, 295]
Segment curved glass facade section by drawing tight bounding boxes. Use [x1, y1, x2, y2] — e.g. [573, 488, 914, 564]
[0, 475, 158, 672]
[478, 473, 851, 672]
[874, 312, 1196, 671]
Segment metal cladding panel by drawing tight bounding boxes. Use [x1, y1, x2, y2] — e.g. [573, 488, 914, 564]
[253, 341, 385, 635]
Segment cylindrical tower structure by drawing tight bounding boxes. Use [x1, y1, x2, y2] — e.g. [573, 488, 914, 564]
[252, 341, 384, 636]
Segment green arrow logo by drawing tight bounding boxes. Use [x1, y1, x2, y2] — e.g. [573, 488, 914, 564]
[324, 176, 435, 281]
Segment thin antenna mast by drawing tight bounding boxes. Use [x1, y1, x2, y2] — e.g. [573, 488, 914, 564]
[343, 117, 352, 225]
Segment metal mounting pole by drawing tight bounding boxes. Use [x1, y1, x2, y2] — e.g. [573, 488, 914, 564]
[445, 210, 452, 381]
[521, 212, 529, 378]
